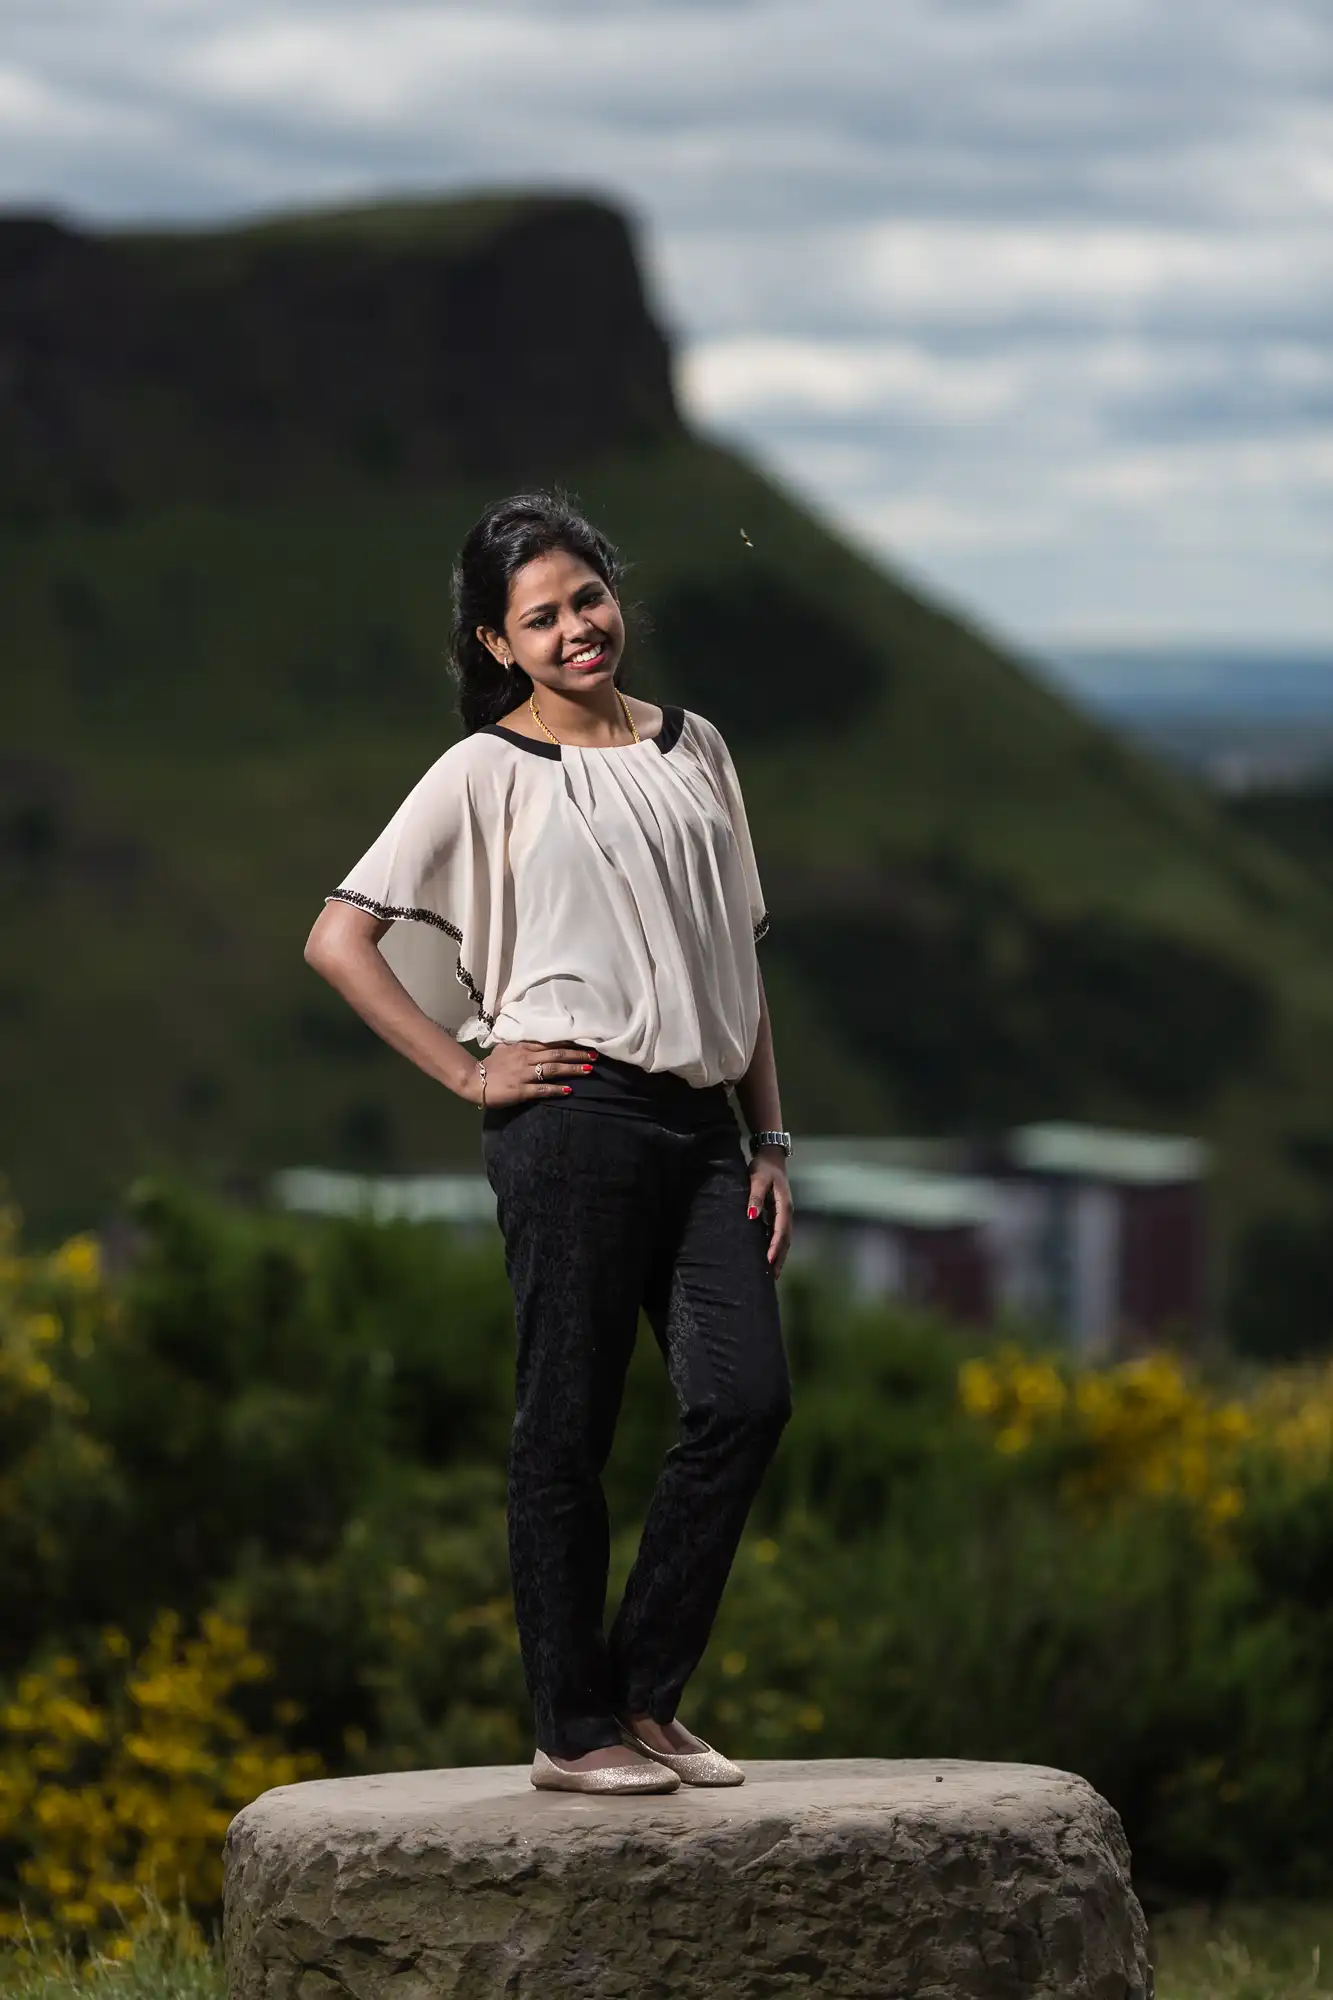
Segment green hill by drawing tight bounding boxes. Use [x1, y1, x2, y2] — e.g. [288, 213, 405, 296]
[5, 193, 1333, 1312]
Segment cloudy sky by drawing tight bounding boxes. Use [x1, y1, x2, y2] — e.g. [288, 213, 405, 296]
[3, 0, 1330, 654]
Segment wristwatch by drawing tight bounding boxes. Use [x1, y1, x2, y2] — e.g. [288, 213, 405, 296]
[748, 1128, 792, 1158]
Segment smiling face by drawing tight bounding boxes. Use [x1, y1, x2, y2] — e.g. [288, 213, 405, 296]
[479, 548, 626, 693]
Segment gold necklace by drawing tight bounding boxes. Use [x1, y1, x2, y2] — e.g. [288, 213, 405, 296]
[529, 685, 640, 747]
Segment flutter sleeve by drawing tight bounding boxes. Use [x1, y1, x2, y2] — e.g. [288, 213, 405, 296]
[694, 715, 770, 944]
[324, 739, 507, 1044]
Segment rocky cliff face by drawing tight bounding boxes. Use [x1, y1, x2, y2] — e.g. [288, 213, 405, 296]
[0, 196, 680, 520]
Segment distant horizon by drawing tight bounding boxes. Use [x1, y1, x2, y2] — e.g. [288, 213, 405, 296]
[1042, 640, 1333, 662]
[1035, 640, 1333, 725]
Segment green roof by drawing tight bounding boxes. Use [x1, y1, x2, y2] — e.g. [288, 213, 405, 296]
[790, 1161, 1000, 1230]
[1009, 1123, 1208, 1184]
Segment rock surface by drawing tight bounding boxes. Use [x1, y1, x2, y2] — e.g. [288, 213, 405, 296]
[223, 1757, 1153, 1999]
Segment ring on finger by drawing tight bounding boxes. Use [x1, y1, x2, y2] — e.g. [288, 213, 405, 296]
[535, 1061, 545, 1082]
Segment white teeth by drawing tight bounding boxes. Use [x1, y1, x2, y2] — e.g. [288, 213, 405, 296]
[569, 645, 603, 664]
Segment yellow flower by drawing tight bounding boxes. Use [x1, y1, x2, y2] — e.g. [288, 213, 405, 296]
[0, 1614, 323, 1946]
[958, 1339, 1275, 1536]
[1012, 1361, 1066, 1417]
[48, 1235, 101, 1288]
[959, 1359, 1002, 1417]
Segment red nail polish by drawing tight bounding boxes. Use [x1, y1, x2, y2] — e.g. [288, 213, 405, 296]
[563, 1086, 572, 1094]
[582, 1065, 592, 1072]
[748, 1206, 757, 1219]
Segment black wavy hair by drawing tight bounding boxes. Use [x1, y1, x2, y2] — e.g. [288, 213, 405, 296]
[449, 491, 628, 733]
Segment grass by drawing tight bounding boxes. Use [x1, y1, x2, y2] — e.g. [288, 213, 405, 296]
[1152, 1904, 1333, 1999]
[0, 1913, 223, 2000]
[1, 1904, 1330, 1999]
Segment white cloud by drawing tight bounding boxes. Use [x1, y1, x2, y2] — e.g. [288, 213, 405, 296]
[657, 219, 1332, 340]
[1067, 431, 1333, 506]
[0, 64, 62, 132]
[680, 340, 1022, 421]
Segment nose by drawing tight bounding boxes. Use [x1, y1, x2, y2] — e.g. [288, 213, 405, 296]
[561, 609, 598, 646]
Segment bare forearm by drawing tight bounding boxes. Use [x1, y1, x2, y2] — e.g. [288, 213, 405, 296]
[305, 928, 479, 1103]
[734, 967, 783, 1136]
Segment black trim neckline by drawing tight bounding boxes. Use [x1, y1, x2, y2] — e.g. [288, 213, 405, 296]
[478, 704, 685, 759]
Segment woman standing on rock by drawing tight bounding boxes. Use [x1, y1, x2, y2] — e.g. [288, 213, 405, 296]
[304, 492, 793, 1795]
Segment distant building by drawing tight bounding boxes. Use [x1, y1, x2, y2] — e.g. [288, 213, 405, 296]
[270, 1119, 1212, 1356]
[782, 1156, 1000, 1327]
[998, 1124, 1211, 1358]
[785, 1125, 1211, 1356]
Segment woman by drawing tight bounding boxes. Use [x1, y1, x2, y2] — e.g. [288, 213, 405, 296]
[304, 492, 793, 1796]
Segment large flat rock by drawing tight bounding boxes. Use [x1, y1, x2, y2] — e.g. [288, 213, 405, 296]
[223, 1757, 1152, 1999]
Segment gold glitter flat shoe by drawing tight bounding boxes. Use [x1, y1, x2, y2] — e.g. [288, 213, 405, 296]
[616, 1720, 746, 1787]
[530, 1748, 681, 1794]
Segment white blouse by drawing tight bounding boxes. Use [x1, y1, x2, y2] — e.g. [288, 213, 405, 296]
[325, 704, 770, 1090]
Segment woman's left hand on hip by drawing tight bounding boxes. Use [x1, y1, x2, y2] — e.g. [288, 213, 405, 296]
[747, 1155, 793, 1277]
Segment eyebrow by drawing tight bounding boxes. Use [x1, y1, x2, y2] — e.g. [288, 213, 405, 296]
[518, 581, 604, 619]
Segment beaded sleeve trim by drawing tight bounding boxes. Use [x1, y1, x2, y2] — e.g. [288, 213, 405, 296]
[325, 890, 496, 1030]
[753, 911, 770, 943]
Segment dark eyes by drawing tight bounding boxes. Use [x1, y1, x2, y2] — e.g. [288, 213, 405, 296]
[525, 587, 604, 630]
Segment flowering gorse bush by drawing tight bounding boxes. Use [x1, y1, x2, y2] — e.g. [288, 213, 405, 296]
[956, 1344, 1333, 1544]
[0, 1190, 323, 1948]
[0, 1612, 321, 1950]
[0, 1193, 125, 1654]
[0, 1199, 107, 1510]
[1245, 1360, 1333, 1473]
[958, 1345, 1261, 1532]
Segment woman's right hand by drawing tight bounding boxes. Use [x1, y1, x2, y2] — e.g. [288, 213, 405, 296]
[466, 1039, 599, 1108]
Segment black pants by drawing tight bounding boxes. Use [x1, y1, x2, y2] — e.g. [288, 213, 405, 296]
[481, 1058, 791, 1757]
